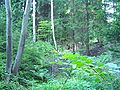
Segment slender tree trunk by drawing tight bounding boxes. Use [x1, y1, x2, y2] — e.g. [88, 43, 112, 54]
[35, 4, 39, 41]
[72, 0, 75, 54]
[33, 0, 36, 42]
[51, 0, 57, 50]
[72, 30, 75, 54]
[12, 0, 32, 75]
[5, 0, 12, 82]
[85, 0, 90, 55]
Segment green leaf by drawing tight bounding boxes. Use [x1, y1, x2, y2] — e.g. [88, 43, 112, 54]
[72, 61, 85, 68]
[97, 62, 105, 67]
[62, 53, 77, 61]
[85, 59, 93, 64]
[95, 68, 103, 73]
[57, 61, 63, 65]
[79, 56, 93, 64]
[50, 61, 57, 64]
[84, 69, 91, 73]
[79, 56, 88, 61]
[89, 73, 95, 76]
[95, 77, 101, 82]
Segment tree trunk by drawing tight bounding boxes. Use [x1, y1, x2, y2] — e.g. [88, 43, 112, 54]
[5, 0, 12, 82]
[33, 0, 36, 42]
[72, 30, 75, 54]
[85, 0, 90, 55]
[12, 0, 32, 75]
[51, 0, 57, 50]
[72, 0, 75, 54]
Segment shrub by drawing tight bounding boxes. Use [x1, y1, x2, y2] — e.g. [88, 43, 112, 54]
[0, 81, 27, 90]
[50, 52, 119, 90]
[0, 53, 6, 80]
[19, 41, 54, 82]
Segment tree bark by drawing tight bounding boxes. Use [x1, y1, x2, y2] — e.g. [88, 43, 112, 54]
[72, 0, 75, 54]
[33, 0, 36, 42]
[51, 0, 57, 50]
[12, 0, 32, 75]
[85, 0, 90, 55]
[5, 0, 12, 82]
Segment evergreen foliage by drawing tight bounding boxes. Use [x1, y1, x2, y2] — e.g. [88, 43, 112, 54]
[0, 0, 120, 89]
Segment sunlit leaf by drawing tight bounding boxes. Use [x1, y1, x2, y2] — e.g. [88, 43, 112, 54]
[72, 61, 85, 68]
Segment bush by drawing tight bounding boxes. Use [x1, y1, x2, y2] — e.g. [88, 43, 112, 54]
[49, 52, 119, 90]
[0, 53, 6, 80]
[19, 41, 54, 82]
[0, 81, 27, 90]
[113, 77, 120, 90]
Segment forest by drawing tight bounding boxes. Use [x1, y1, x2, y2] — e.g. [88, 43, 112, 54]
[0, 0, 120, 90]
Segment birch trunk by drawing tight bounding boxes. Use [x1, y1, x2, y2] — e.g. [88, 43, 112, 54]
[51, 0, 57, 50]
[33, 0, 36, 42]
[12, 0, 32, 75]
[5, 0, 12, 82]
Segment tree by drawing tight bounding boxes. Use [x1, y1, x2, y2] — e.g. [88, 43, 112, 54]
[5, 0, 12, 82]
[51, 0, 57, 50]
[12, 0, 32, 75]
[71, 0, 75, 54]
[33, 0, 36, 42]
[84, 0, 90, 55]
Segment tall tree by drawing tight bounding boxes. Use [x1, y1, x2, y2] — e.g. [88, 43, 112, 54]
[5, 0, 12, 82]
[51, 0, 57, 50]
[33, 0, 36, 42]
[71, 0, 75, 54]
[12, 0, 32, 75]
[85, 0, 90, 55]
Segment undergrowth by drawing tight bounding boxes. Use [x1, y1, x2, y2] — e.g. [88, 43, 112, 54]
[0, 41, 120, 90]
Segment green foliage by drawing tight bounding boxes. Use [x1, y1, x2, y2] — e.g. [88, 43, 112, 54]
[113, 77, 120, 90]
[96, 52, 113, 63]
[106, 26, 120, 42]
[19, 41, 53, 81]
[106, 2, 120, 42]
[37, 20, 51, 40]
[62, 53, 107, 79]
[50, 52, 119, 90]
[0, 53, 6, 80]
[0, 81, 27, 90]
[29, 79, 96, 90]
[0, 5, 6, 52]
[1, 0, 120, 89]
[22, 41, 53, 66]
